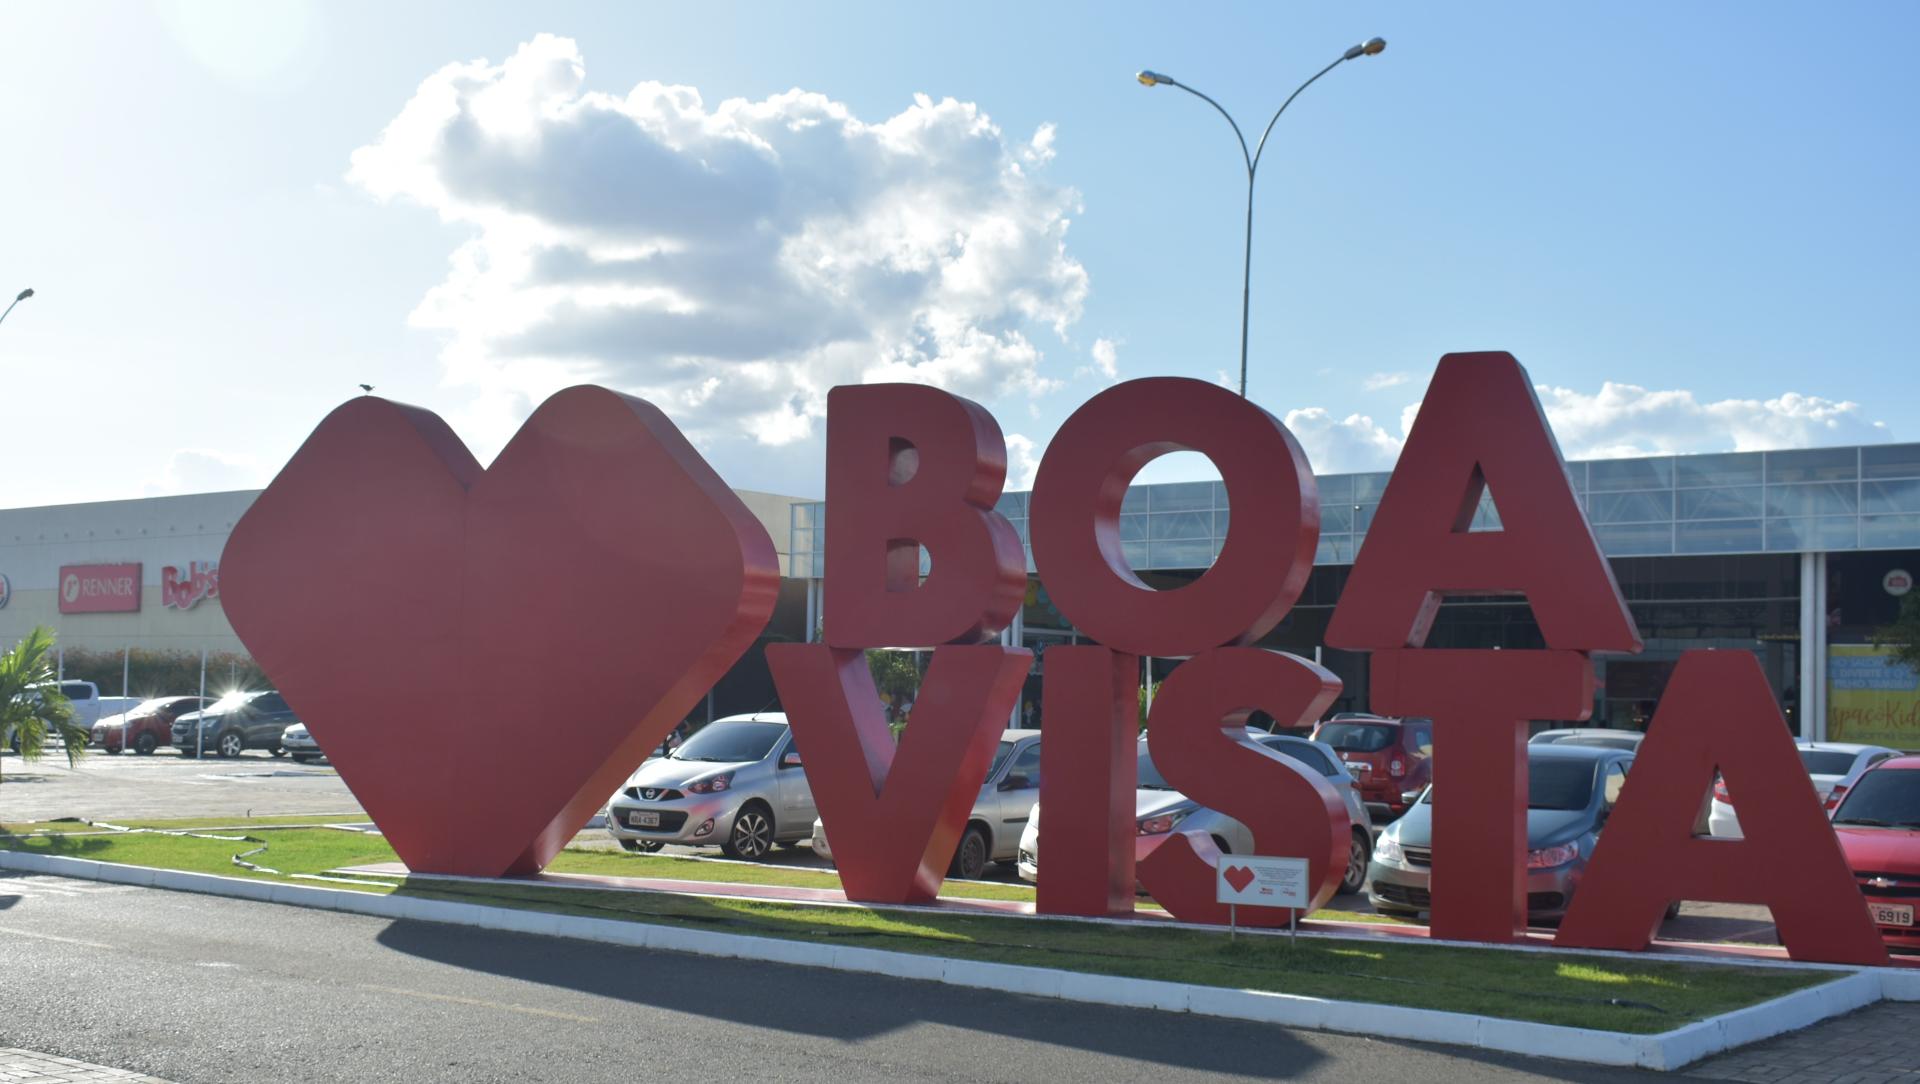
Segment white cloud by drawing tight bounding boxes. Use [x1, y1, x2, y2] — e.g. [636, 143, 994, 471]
[1362, 371, 1413, 391]
[1282, 408, 1405, 474]
[144, 449, 267, 497]
[1075, 337, 1120, 382]
[1003, 432, 1044, 490]
[349, 35, 1088, 452]
[1535, 383, 1891, 459]
[1281, 379, 1893, 476]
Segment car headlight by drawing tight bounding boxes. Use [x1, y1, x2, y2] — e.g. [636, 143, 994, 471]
[686, 771, 735, 794]
[1527, 841, 1580, 869]
[1136, 807, 1194, 836]
[1374, 833, 1404, 864]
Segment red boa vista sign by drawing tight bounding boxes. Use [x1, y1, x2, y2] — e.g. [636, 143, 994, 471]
[219, 352, 1889, 966]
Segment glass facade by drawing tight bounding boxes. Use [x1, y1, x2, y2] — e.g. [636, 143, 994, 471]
[790, 442, 1920, 575]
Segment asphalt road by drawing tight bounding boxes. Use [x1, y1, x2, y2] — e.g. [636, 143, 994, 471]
[0, 872, 1664, 1083]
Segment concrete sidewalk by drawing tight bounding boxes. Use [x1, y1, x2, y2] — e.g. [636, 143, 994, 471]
[1686, 1001, 1920, 1082]
[0, 1048, 173, 1083]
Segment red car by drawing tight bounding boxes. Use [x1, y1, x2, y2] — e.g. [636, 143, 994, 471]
[91, 696, 210, 755]
[1830, 755, 1920, 953]
[1310, 713, 1433, 821]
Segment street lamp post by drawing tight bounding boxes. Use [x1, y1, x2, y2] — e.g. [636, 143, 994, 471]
[0, 288, 33, 328]
[1137, 37, 1385, 398]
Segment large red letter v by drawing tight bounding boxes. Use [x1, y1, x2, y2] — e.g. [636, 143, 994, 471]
[767, 643, 1029, 903]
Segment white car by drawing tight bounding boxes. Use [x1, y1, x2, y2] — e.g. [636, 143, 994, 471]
[812, 729, 1040, 881]
[1018, 731, 1376, 895]
[1708, 740, 1903, 838]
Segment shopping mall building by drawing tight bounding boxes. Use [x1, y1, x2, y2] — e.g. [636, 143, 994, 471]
[789, 442, 1920, 746]
[2, 442, 1915, 746]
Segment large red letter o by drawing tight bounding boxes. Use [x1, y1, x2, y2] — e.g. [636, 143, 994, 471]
[1028, 378, 1318, 656]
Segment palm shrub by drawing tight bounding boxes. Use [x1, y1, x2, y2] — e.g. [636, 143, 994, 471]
[0, 626, 84, 784]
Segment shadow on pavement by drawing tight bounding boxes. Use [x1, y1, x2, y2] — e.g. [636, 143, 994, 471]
[374, 917, 1343, 1080]
[374, 916, 1662, 1082]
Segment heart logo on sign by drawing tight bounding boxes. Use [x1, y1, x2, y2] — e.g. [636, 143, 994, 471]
[221, 387, 779, 877]
[1222, 865, 1257, 894]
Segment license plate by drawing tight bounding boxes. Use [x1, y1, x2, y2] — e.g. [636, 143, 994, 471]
[627, 811, 661, 828]
[1344, 761, 1371, 774]
[1870, 901, 1914, 927]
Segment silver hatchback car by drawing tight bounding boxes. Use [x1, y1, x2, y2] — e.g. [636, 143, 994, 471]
[604, 714, 816, 860]
[1018, 731, 1376, 895]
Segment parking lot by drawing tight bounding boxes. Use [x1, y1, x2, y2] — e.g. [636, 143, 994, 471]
[0, 746, 360, 824]
[0, 744, 1781, 944]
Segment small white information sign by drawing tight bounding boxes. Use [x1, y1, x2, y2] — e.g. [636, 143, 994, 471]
[1215, 855, 1311, 909]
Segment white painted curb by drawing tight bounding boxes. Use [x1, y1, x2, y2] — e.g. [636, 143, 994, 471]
[2, 848, 1907, 1070]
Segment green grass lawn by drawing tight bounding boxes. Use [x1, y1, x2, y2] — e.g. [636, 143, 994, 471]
[0, 824, 1830, 1033]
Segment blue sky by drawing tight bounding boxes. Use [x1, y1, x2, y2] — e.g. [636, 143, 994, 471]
[2, 2, 1915, 507]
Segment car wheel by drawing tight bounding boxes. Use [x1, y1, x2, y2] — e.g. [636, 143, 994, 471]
[722, 803, 775, 861]
[617, 839, 666, 854]
[1664, 900, 1683, 921]
[1373, 906, 1421, 920]
[269, 745, 286, 758]
[1340, 829, 1372, 896]
[105, 747, 122, 756]
[216, 732, 244, 759]
[134, 733, 157, 756]
[948, 825, 990, 881]
[291, 754, 315, 764]
[178, 745, 198, 758]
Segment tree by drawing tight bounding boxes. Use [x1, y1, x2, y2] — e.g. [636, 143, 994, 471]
[867, 649, 922, 733]
[0, 627, 84, 785]
[1138, 680, 1161, 732]
[1871, 592, 1920, 672]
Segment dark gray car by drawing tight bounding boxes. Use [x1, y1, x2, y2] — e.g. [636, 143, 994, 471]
[172, 691, 300, 759]
[1367, 743, 1635, 922]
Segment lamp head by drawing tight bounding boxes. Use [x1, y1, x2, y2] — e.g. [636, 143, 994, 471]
[1136, 70, 1172, 87]
[1345, 37, 1388, 60]
[14, 288, 31, 302]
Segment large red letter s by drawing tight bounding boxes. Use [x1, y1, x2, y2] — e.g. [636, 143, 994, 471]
[1135, 649, 1349, 927]
[1556, 651, 1888, 965]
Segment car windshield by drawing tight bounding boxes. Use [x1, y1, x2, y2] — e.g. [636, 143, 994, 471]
[986, 739, 1018, 780]
[1137, 746, 1174, 790]
[1529, 758, 1598, 811]
[1831, 771, 1920, 828]
[1317, 723, 1393, 753]
[673, 720, 786, 763]
[1800, 750, 1860, 776]
[1419, 759, 1598, 810]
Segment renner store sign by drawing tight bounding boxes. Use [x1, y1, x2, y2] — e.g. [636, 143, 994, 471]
[58, 563, 142, 614]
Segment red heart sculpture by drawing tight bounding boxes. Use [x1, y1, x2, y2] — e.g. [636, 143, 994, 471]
[1222, 865, 1256, 894]
[220, 387, 778, 877]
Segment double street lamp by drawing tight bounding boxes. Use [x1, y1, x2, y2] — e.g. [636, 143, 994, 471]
[1137, 37, 1386, 398]
[0, 287, 32, 328]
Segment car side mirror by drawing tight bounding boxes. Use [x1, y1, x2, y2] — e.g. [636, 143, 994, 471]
[781, 751, 803, 768]
[998, 772, 1031, 791]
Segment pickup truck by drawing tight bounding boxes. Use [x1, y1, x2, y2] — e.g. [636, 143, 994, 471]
[50, 681, 144, 730]
[4, 681, 143, 752]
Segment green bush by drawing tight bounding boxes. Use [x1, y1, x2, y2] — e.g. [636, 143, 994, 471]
[54, 647, 268, 700]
